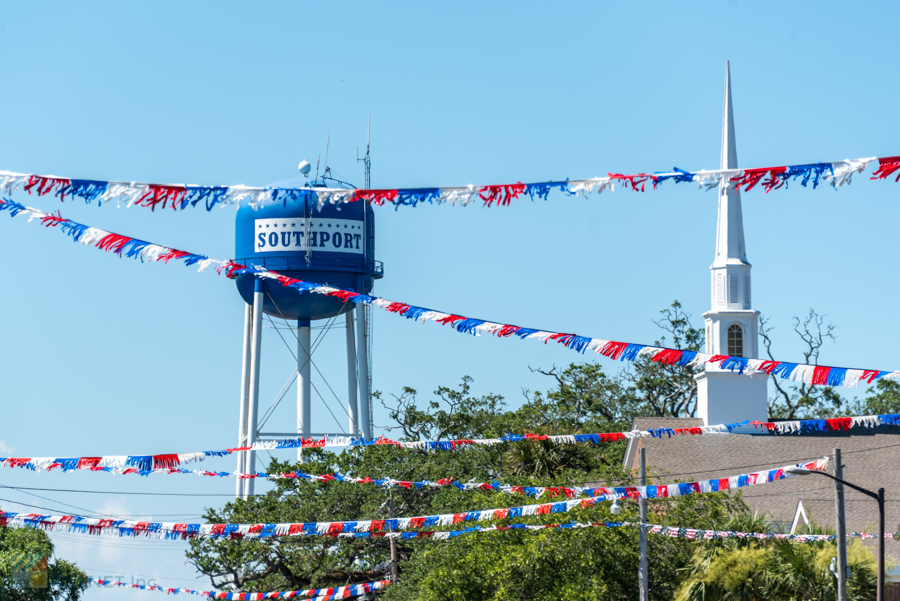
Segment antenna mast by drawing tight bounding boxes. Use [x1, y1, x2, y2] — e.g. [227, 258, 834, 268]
[358, 116, 371, 190]
[322, 127, 332, 179]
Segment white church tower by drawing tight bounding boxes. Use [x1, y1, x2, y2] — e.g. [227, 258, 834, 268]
[695, 62, 769, 426]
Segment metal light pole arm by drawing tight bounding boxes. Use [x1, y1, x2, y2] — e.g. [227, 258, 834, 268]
[805, 470, 879, 501]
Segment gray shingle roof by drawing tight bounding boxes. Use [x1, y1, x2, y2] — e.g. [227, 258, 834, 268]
[626, 418, 900, 535]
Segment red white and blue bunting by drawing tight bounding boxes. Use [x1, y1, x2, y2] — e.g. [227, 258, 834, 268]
[89, 577, 391, 600]
[81, 520, 900, 557]
[0, 459, 827, 540]
[1, 416, 892, 481]
[0, 199, 231, 272]
[1, 198, 896, 391]
[636, 522, 896, 543]
[0, 155, 897, 212]
[245, 264, 900, 390]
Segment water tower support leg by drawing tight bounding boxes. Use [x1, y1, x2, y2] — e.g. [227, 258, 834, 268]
[245, 279, 264, 498]
[236, 302, 253, 499]
[356, 306, 371, 440]
[346, 309, 359, 435]
[297, 319, 312, 462]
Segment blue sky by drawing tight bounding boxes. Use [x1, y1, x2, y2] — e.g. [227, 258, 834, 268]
[0, 0, 898, 597]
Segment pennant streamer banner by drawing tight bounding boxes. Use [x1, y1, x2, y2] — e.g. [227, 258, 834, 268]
[1, 199, 897, 392]
[0, 199, 231, 272]
[89, 577, 390, 600]
[2, 415, 893, 482]
[1, 155, 897, 212]
[0, 459, 827, 541]
[83, 519, 899, 566]
[636, 522, 897, 543]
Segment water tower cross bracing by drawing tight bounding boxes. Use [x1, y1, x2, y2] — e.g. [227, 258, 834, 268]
[233, 178, 382, 499]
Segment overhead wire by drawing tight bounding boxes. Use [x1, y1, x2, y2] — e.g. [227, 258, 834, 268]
[0, 483, 115, 518]
[81, 567, 207, 584]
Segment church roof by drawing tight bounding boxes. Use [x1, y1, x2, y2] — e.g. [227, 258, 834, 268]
[624, 417, 900, 536]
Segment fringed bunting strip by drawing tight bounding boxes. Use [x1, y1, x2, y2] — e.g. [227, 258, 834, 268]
[240, 264, 900, 391]
[89, 577, 391, 600]
[0, 459, 827, 541]
[3, 200, 897, 407]
[3, 414, 892, 480]
[0, 154, 892, 212]
[0, 199, 236, 274]
[635, 522, 900, 543]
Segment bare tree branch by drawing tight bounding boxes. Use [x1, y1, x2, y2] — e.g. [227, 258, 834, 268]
[760, 310, 840, 419]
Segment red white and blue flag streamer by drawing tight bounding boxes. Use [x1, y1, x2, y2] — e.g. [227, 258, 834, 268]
[0, 199, 232, 272]
[2, 198, 897, 390]
[89, 577, 391, 600]
[0, 155, 897, 212]
[80, 520, 899, 558]
[0, 416, 892, 481]
[635, 522, 898, 543]
[0, 459, 828, 540]
[244, 263, 900, 390]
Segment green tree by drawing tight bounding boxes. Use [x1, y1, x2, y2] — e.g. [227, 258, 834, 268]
[188, 302, 866, 598]
[0, 518, 89, 601]
[674, 514, 877, 601]
[859, 379, 900, 415]
[527, 301, 704, 425]
[620, 300, 705, 418]
[187, 367, 747, 600]
[383, 479, 746, 601]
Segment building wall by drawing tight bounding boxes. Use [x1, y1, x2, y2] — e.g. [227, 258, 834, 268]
[886, 581, 900, 601]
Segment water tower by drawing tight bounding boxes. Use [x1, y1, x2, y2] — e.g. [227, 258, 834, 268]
[233, 177, 382, 498]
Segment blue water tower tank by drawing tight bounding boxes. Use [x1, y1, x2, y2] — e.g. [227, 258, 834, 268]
[234, 178, 382, 320]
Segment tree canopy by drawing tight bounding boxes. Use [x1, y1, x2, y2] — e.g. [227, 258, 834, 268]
[0, 518, 89, 601]
[186, 301, 885, 599]
[674, 514, 877, 601]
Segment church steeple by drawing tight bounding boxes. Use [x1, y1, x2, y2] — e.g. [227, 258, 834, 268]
[706, 62, 754, 321]
[695, 62, 768, 427]
[713, 61, 748, 268]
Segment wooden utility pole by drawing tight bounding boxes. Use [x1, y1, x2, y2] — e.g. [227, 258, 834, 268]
[834, 448, 848, 601]
[389, 496, 398, 583]
[639, 448, 648, 601]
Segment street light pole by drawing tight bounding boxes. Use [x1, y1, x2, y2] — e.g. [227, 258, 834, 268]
[878, 487, 885, 601]
[785, 465, 885, 601]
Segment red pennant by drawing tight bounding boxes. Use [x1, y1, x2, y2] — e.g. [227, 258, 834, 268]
[608, 173, 650, 192]
[95, 233, 132, 254]
[23, 176, 70, 197]
[351, 189, 399, 206]
[652, 349, 683, 365]
[871, 156, 900, 181]
[478, 183, 526, 207]
[135, 185, 187, 211]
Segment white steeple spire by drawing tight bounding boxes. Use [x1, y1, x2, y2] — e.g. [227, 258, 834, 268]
[695, 62, 768, 427]
[713, 61, 749, 267]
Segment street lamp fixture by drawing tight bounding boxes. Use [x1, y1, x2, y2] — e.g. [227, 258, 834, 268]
[610, 499, 622, 515]
[786, 464, 885, 601]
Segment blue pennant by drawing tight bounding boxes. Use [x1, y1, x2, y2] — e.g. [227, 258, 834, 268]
[186, 187, 231, 211]
[61, 180, 108, 204]
[524, 181, 569, 201]
[395, 189, 441, 208]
